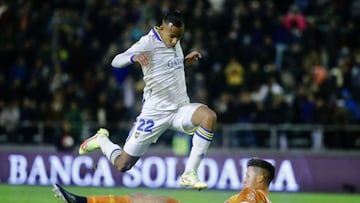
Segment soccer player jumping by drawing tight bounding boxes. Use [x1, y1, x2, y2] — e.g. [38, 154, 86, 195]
[78, 10, 217, 190]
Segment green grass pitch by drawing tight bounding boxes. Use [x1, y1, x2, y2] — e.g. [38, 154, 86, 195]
[0, 184, 359, 203]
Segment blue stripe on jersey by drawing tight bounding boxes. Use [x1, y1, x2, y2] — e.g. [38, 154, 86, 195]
[152, 27, 162, 42]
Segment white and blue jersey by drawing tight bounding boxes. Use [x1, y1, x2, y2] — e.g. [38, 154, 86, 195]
[111, 27, 203, 156]
[111, 27, 190, 111]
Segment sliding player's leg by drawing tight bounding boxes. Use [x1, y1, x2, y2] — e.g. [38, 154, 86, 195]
[54, 183, 132, 203]
[53, 184, 86, 203]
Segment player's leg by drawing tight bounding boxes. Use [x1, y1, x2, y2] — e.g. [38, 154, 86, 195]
[53, 184, 87, 203]
[186, 105, 216, 171]
[88, 127, 143, 172]
[114, 110, 170, 172]
[53, 183, 132, 203]
[78, 126, 141, 172]
[172, 103, 216, 189]
[79, 110, 169, 172]
[78, 128, 123, 168]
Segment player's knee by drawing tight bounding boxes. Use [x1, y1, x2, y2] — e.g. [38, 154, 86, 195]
[205, 108, 217, 123]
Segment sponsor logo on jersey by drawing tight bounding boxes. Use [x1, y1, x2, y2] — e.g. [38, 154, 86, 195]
[167, 57, 184, 69]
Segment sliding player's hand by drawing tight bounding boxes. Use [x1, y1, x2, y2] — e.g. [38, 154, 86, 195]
[133, 53, 150, 67]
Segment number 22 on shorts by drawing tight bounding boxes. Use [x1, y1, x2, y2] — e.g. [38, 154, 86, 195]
[136, 118, 154, 133]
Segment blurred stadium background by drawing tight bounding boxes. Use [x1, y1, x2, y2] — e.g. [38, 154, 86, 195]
[1, 0, 360, 202]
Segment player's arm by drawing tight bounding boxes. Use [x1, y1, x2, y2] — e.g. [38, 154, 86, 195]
[184, 51, 202, 67]
[131, 193, 181, 203]
[224, 193, 239, 203]
[111, 37, 151, 68]
[225, 188, 257, 203]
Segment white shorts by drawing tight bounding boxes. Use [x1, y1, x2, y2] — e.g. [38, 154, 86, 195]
[123, 103, 203, 156]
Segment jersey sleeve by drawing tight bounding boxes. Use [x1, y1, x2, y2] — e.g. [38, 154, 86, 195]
[224, 188, 258, 203]
[224, 194, 239, 203]
[111, 35, 153, 68]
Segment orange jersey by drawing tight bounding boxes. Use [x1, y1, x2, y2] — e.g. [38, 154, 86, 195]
[87, 195, 132, 203]
[224, 188, 271, 203]
[87, 194, 181, 203]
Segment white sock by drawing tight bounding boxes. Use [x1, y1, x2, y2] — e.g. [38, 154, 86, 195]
[98, 136, 122, 165]
[185, 126, 213, 173]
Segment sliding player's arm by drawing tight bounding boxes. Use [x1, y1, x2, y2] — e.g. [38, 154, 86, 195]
[224, 188, 257, 203]
[131, 193, 181, 203]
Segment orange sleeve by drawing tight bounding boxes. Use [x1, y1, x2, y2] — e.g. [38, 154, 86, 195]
[224, 193, 239, 203]
[87, 195, 132, 203]
[166, 197, 181, 203]
[225, 188, 262, 203]
[237, 188, 257, 203]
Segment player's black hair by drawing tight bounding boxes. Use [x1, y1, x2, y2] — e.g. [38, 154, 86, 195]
[162, 10, 184, 27]
[247, 158, 275, 186]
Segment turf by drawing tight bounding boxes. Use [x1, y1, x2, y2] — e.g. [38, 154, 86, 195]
[0, 184, 359, 203]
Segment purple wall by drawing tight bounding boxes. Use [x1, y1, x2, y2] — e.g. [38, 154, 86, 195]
[0, 151, 359, 193]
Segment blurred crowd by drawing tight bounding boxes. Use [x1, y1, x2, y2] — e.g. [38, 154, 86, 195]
[1, 0, 360, 149]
